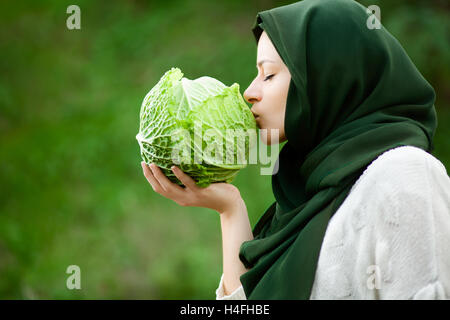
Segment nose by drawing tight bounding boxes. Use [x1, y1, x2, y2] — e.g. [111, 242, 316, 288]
[243, 81, 262, 105]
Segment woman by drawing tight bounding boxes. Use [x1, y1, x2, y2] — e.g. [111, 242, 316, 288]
[141, 0, 450, 299]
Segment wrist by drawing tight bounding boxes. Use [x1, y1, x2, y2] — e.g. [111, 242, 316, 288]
[219, 196, 246, 217]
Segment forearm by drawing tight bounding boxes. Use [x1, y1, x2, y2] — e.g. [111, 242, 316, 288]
[220, 198, 253, 295]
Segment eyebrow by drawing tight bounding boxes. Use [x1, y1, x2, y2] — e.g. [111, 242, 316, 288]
[257, 59, 276, 67]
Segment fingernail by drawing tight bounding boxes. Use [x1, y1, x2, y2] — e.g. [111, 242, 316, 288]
[171, 166, 176, 171]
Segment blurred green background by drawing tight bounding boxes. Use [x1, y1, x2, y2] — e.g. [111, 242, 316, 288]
[0, 0, 449, 299]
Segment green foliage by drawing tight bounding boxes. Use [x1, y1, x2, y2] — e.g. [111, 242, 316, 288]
[137, 68, 257, 187]
[0, 0, 448, 299]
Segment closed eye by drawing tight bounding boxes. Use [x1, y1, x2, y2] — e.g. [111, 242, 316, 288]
[264, 74, 274, 81]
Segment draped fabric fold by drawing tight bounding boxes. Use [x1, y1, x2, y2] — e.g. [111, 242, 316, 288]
[238, 0, 437, 299]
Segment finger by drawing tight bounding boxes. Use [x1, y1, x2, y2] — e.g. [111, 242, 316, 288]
[171, 166, 198, 190]
[149, 163, 184, 193]
[141, 162, 164, 193]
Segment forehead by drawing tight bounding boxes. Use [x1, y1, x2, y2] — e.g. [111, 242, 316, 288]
[257, 32, 281, 62]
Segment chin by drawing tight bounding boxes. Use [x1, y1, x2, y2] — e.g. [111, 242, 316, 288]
[259, 129, 281, 145]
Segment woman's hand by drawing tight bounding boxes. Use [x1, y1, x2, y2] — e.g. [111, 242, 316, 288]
[141, 162, 243, 215]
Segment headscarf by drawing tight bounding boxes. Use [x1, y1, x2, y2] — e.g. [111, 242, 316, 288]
[238, 0, 437, 299]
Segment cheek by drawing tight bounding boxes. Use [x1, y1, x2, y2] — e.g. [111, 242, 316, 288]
[264, 94, 286, 130]
[258, 101, 285, 131]
[266, 84, 288, 113]
[259, 76, 290, 143]
[262, 95, 286, 142]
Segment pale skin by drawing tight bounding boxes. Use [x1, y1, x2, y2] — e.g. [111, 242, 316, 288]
[141, 31, 291, 296]
[244, 31, 291, 145]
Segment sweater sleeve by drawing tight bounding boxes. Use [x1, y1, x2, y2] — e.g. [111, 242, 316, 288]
[310, 145, 450, 300]
[215, 273, 247, 300]
[366, 148, 450, 299]
[410, 152, 450, 299]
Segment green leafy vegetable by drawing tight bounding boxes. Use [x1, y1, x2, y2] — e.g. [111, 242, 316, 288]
[136, 67, 257, 187]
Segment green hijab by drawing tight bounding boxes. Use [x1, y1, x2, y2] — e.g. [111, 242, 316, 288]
[238, 0, 437, 299]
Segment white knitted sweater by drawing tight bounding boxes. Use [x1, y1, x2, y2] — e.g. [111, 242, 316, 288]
[216, 146, 450, 300]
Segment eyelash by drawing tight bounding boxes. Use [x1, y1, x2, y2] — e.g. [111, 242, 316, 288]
[263, 74, 274, 81]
